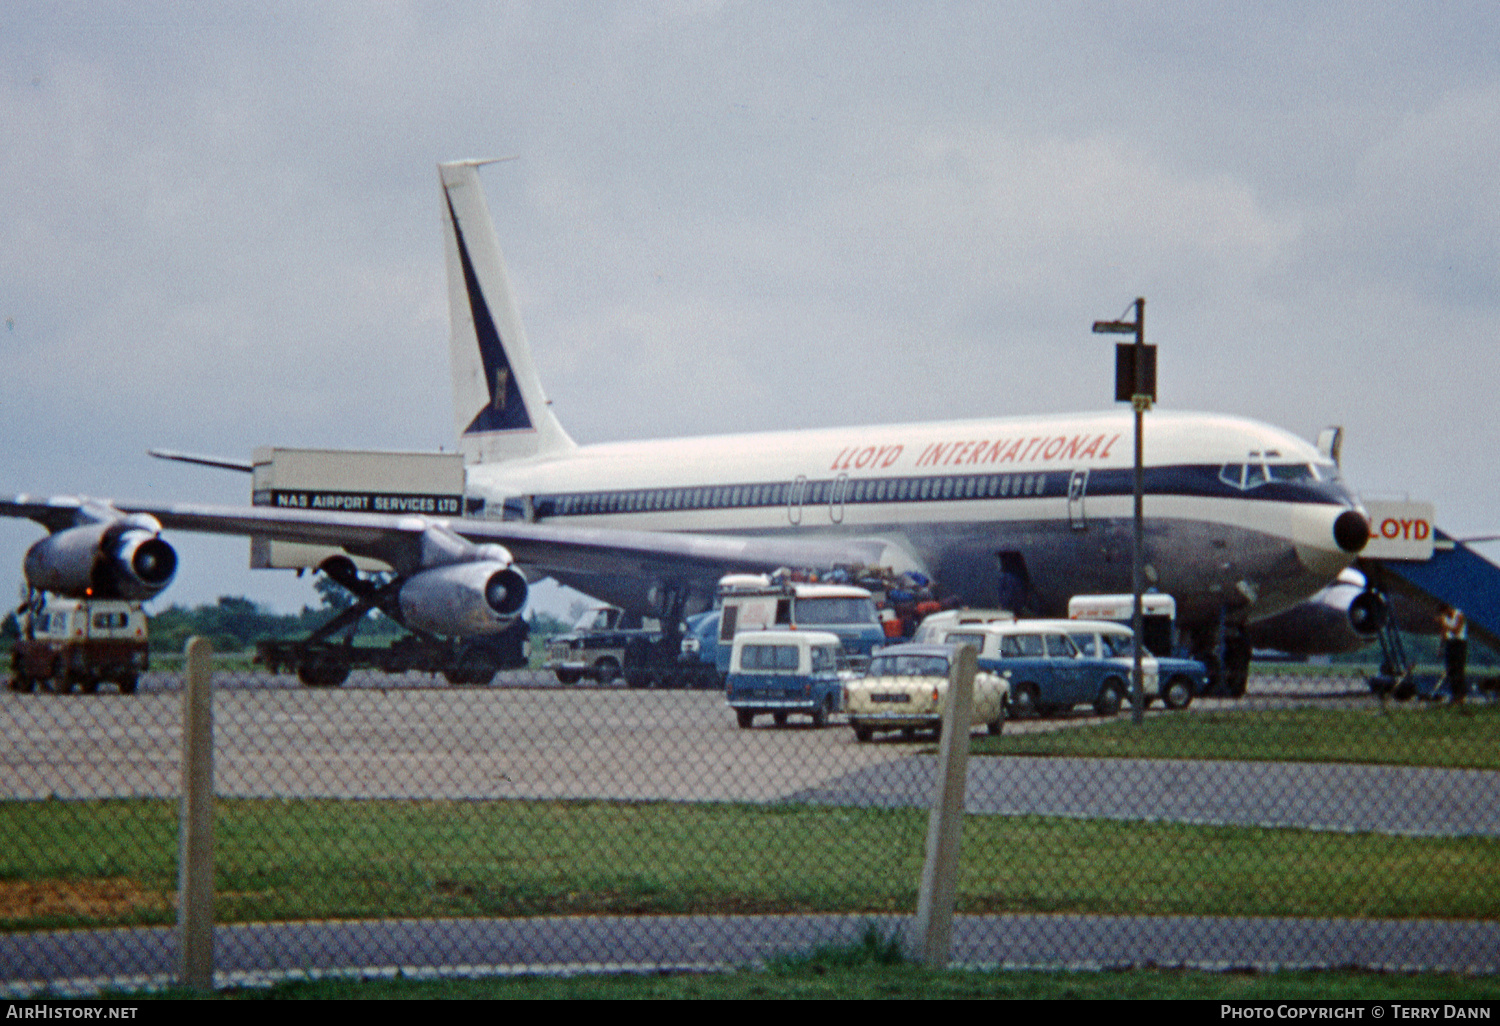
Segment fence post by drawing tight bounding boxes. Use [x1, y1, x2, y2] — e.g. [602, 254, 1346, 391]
[913, 643, 976, 969]
[178, 636, 215, 991]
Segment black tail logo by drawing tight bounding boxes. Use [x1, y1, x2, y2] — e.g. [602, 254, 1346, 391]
[447, 194, 533, 435]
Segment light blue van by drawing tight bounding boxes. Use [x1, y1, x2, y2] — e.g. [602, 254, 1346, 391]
[725, 630, 852, 729]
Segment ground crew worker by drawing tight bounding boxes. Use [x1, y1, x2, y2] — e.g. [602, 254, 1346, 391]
[1439, 605, 1468, 703]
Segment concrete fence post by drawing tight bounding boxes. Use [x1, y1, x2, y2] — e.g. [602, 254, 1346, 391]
[913, 643, 976, 969]
[178, 636, 215, 991]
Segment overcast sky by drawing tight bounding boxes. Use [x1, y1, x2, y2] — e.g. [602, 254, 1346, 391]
[3, 1, 1498, 615]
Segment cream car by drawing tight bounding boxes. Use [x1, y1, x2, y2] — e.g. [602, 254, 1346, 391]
[844, 643, 1009, 742]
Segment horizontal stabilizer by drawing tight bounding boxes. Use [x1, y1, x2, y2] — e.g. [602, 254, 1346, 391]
[148, 449, 253, 473]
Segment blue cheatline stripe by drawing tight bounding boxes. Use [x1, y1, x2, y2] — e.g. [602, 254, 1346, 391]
[520, 464, 1349, 521]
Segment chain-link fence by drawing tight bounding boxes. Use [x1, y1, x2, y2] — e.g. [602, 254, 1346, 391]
[2, 656, 1498, 992]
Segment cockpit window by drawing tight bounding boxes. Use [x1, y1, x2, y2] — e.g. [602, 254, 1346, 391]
[1268, 464, 1315, 482]
[1220, 459, 1318, 491]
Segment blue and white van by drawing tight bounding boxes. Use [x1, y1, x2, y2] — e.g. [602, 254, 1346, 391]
[725, 630, 853, 729]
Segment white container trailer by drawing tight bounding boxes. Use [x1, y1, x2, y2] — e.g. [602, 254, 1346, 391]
[250, 447, 467, 570]
[1067, 593, 1177, 657]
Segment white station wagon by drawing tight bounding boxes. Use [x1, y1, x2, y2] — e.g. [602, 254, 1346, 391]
[931, 619, 1206, 716]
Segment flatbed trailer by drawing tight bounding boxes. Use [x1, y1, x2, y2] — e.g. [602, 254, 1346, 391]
[255, 621, 529, 687]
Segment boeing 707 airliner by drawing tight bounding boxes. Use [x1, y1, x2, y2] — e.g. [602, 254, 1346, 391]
[2, 160, 1372, 692]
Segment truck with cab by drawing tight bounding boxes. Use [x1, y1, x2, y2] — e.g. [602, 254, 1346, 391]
[544, 603, 638, 684]
[9, 595, 149, 694]
[544, 603, 713, 688]
[681, 575, 887, 685]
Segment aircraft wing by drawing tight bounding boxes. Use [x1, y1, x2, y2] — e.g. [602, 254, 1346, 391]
[1, 494, 910, 604]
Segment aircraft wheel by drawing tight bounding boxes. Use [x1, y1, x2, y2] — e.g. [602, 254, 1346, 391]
[1163, 675, 1194, 711]
[1224, 632, 1251, 697]
[450, 649, 497, 686]
[299, 654, 351, 687]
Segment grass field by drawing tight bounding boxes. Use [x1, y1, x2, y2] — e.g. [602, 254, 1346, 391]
[973, 703, 1500, 768]
[4, 700, 1496, 997]
[2, 795, 1496, 931]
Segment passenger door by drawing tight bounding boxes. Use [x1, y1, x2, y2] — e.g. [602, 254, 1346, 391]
[1068, 469, 1089, 530]
[787, 475, 806, 526]
[1044, 632, 1088, 704]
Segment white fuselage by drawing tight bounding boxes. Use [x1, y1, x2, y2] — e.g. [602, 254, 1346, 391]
[464, 407, 1365, 637]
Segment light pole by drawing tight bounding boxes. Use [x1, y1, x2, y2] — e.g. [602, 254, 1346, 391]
[1092, 298, 1154, 725]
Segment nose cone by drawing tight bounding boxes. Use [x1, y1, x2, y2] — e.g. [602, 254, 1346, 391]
[1334, 510, 1370, 554]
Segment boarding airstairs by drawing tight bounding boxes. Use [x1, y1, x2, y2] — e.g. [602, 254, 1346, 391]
[1364, 526, 1500, 697]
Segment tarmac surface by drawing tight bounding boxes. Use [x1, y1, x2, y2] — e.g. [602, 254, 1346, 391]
[2, 670, 1497, 990]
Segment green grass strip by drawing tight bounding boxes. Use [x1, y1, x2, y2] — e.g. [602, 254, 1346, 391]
[2, 797, 1495, 930]
[973, 705, 1500, 769]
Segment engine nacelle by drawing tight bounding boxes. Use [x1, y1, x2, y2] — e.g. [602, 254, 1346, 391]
[23, 518, 179, 601]
[1248, 572, 1388, 656]
[397, 560, 528, 637]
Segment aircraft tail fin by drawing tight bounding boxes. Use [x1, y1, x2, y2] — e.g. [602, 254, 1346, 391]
[439, 159, 576, 465]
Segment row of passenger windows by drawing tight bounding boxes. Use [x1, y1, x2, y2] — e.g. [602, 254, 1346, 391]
[530, 472, 1055, 519]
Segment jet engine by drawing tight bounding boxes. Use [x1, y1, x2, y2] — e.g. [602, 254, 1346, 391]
[396, 560, 529, 637]
[1247, 569, 1388, 656]
[22, 515, 178, 601]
